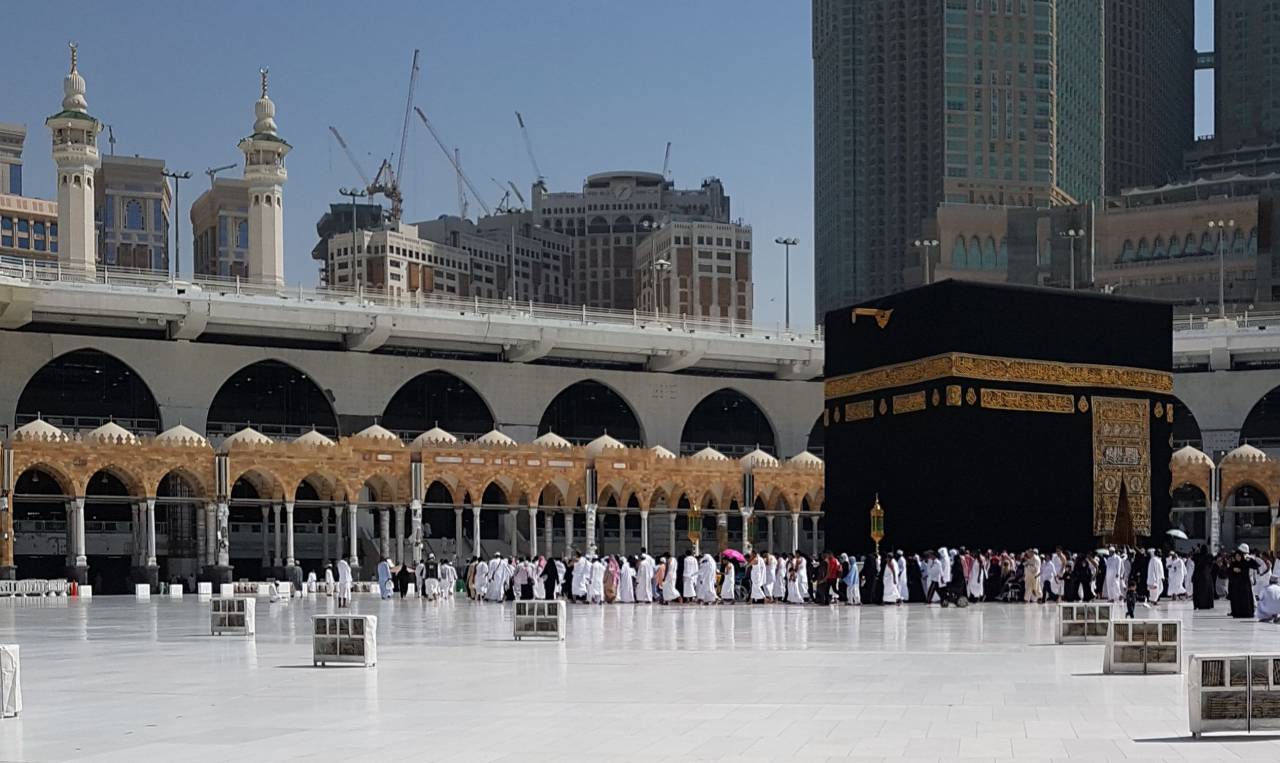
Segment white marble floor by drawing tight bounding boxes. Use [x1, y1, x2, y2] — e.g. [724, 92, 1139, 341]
[0, 595, 1277, 762]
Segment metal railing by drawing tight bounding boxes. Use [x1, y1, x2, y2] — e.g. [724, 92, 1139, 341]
[0, 255, 824, 343]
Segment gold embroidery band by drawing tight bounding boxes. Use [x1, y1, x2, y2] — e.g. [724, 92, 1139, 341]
[979, 388, 1075, 414]
[892, 391, 926, 415]
[844, 400, 874, 421]
[824, 352, 1172, 399]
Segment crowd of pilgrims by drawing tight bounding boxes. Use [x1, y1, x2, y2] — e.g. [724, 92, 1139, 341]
[366, 544, 1280, 621]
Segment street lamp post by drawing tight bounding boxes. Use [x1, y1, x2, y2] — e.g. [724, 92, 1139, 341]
[1208, 218, 1236, 320]
[640, 220, 670, 318]
[339, 187, 367, 284]
[161, 169, 191, 279]
[654, 257, 671, 318]
[912, 238, 939, 285]
[774, 237, 798, 331]
[1058, 228, 1085, 290]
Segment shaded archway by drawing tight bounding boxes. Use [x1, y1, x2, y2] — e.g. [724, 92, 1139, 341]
[807, 415, 824, 458]
[1170, 396, 1202, 449]
[1171, 484, 1208, 542]
[16, 349, 161, 434]
[156, 470, 204, 576]
[680, 388, 776, 457]
[84, 469, 134, 594]
[382, 370, 495, 441]
[1241, 385, 1280, 449]
[538, 380, 642, 445]
[1226, 483, 1271, 551]
[207, 360, 338, 440]
[11, 467, 71, 581]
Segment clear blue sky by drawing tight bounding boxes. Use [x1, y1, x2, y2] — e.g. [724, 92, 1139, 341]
[5, 1, 1215, 328]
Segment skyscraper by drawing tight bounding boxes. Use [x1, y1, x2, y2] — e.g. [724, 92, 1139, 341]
[812, 0, 1105, 315]
[1215, 0, 1280, 150]
[1104, 0, 1195, 193]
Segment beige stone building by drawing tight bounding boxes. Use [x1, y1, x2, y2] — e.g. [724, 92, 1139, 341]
[0, 193, 57, 261]
[634, 219, 753, 321]
[189, 178, 249, 279]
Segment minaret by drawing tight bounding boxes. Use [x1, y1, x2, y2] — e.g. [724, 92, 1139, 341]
[237, 68, 290, 286]
[45, 43, 101, 273]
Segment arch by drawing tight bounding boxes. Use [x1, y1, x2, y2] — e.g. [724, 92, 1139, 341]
[1136, 237, 1150, 260]
[981, 236, 996, 269]
[381, 370, 494, 440]
[1170, 396, 1202, 449]
[951, 236, 968, 267]
[997, 236, 1007, 266]
[17, 349, 161, 433]
[1226, 483, 1270, 508]
[1171, 484, 1207, 508]
[538, 379, 643, 445]
[1231, 228, 1246, 256]
[969, 236, 981, 267]
[155, 467, 209, 499]
[1152, 236, 1166, 258]
[360, 473, 398, 505]
[1167, 234, 1183, 258]
[1239, 384, 1280, 447]
[228, 466, 286, 501]
[124, 199, 144, 230]
[425, 479, 456, 506]
[481, 482, 509, 506]
[807, 415, 824, 457]
[1248, 228, 1258, 256]
[680, 388, 777, 457]
[1200, 232, 1213, 254]
[295, 473, 341, 503]
[207, 360, 338, 439]
[85, 465, 144, 498]
[1119, 239, 1134, 262]
[13, 464, 73, 497]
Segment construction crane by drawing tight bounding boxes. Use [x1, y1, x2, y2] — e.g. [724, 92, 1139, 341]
[414, 106, 492, 217]
[328, 125, 371, 187]
[507, 181, 526, 208]
[662, 141, 672, 178]
[383, 48, 420, 224]
[515, 111, 546, 189]
[490, 178, 513, 213]
[454, 148, 468, 220]
[205, 163, 237, 189]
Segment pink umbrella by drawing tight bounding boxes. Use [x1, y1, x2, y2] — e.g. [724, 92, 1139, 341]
[722, 549, 746, 564]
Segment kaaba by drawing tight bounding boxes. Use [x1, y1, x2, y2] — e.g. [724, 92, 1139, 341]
[823, 280, 1173, 555]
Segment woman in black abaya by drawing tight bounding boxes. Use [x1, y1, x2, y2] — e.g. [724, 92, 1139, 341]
[1191, 545, 1215, 610]
[1227, 546, 1260, 618]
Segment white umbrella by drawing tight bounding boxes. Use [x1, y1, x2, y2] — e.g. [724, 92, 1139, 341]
[1166, 528, 1189, 540]
[1095, 548, 1110, 557]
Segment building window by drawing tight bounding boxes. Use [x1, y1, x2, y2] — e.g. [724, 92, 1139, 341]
[125, 200, 144, 230]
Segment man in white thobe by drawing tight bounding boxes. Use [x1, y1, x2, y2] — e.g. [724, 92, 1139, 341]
[635, 553, 655, 603]
[1166, 552, 1186, 599]
[588, 556, 605, 604]
[485, 554, 510, 602]
[1258, 576, 1280, 623]
[771, 554, 786, 600]
[440, 559, 457, 599]
[697, 553, 717, 604]
[681, 551, 698, 602]
[1104, 550, 1122, 602]
[473, 557, 490, 600]
[571, 553, 589, 602]
[750, 553, 767, 602]
[1146, 549, 1165, 604]
[336, 558, 352, 608]
[324, 564, 335, 597]
[619, 559, 636, 603]
[896, 551, 908, 602]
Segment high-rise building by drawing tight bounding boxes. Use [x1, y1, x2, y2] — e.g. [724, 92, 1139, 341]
[532, 171, 730, 310]
[1104, 0, 1195, 193]
[95, 155, 171, 271]
[1215, 0, 1280, 150]
[633, 219, 753, 321]
[190, 178, 249, 278]
[0, 123, 24, 196]
[812, 0, 1106, 314]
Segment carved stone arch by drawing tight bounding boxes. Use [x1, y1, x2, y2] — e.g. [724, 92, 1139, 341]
[81, 462, 147, 498]
[228, 465, 288, 501]
[153, 465, 212, 499]
[11, 459, 76, 496]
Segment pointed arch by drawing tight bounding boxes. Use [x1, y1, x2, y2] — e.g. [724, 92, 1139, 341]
[680, 387, 777, 457]
[17, 348, 161, 433]
[207, 359, 338, 439]
[539, 379, 643, 445]
[382, 370, 495, 440]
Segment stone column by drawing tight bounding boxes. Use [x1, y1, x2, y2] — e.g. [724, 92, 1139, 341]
[284, 501, 296, 568]
[716, 511, 728, 552]
[204, 503, 216, 566]
[333, 505, 344, 565]
[0, 495, 12, 579]
[410, 500, 423, 563]
[453, 507, 464, 559]
[73, 497, 87, 568]
[528, 506, 538, 558]
[543, 510, 553, 558]
[741, 509, 753, 555]
[272, 503, 282, 567]
[145, 498, 158, 567]
[639, 509, 649, 551]
[766, 514, 775, 553]
[379, 509, 391, 560]
[563, 511, 573, 558]
[394, 505, 406, 563]
[216, 501, 230, 568]
[347, 504, 359, 567]
[811, 514, 821, 556]
[321, 507, 331, 564]
[195, 501, 206, 566]
[790, 511, 800, 554]
[507, 508, 518, 556]
[585, 503, 598, 557]
[618, 510, 627, 556]
[260, 506, 270, 566]
[668, 511, 677, 557]
[471, 505, 482, 558]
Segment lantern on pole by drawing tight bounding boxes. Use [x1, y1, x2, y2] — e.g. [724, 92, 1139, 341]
[869, 494, 885, 556]
[688, 504, 702, 553]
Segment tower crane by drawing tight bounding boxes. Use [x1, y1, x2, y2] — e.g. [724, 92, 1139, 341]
[662, 141, 672, 178]
[414, 106, 492, 217]
[328, 125, 371, 187]
[515, 111, 546, 189]
[205, 163, 237, 189]
[507, 181, 526, 208]
[455, 148, 468, 220]
[490, 178, 512, 213]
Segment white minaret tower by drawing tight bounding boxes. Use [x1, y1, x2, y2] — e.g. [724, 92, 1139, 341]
[45, 43, 101, 274]
[237, 68, 290, 286]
